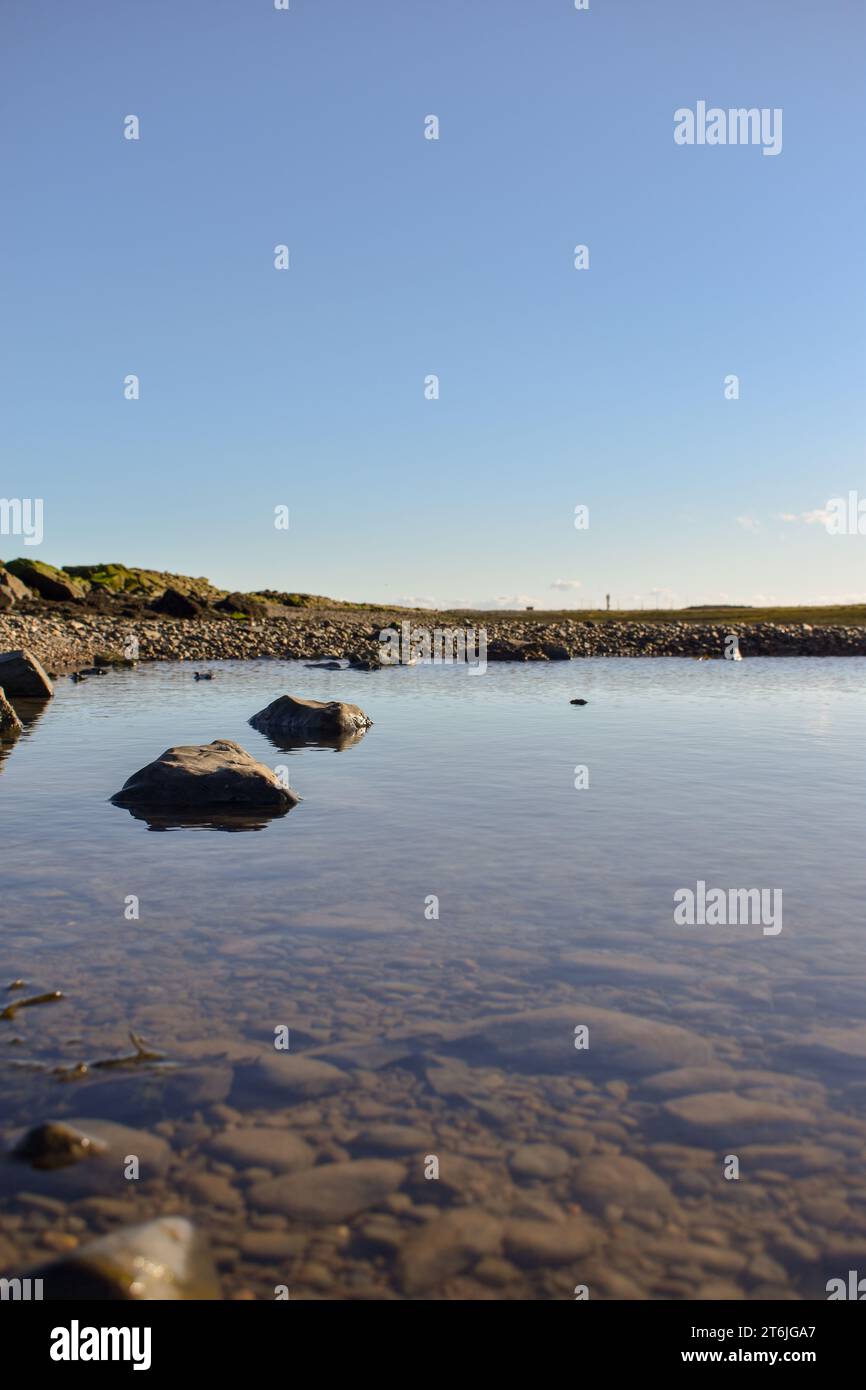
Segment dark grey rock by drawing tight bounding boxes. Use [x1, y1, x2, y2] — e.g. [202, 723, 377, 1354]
[249, 694, 372, 746]
[0, 648, 53, 698]
[111, 739, 297, 812]
[149, 587, 204, 618]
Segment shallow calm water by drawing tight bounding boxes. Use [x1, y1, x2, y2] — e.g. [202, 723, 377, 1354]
[1, 658, 865, 1299]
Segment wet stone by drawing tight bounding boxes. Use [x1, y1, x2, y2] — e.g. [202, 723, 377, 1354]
[571, 1154, 674, 1216]
[239, 1230, 308, 1262]
[663, 1092, 814, 1142]
[397, 1209, 503, 1295]
[183, 1172, 242, 1208]
[508, 1144, 571, 1181]
[350, 1124, 434, 1157]
[207, 1126, 314, 1173]
[238, 1054, 351, 1104]
[8, 1122, 107, 1171]
[0, 1118, 169, 1199]
[248, 1159, 405, 1224]
[446, 1005, 714, 1077]
[504, 1217, 599, 1268]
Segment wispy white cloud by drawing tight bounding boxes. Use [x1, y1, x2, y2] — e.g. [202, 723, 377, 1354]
[550, 578, 582, 591]
[392, 595, 439, 610]
[776, 509, 832, 526]
[481, 594, 540, 610]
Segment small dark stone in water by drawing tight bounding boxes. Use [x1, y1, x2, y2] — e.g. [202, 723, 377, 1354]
[69, 672, 87, 683]
[570, 698, 588, 706]
[11, 1121, 107, 1170]
[54, 1062, 90, 1082]
[193, 672, 214, 680]
[6, 980, 26, 991]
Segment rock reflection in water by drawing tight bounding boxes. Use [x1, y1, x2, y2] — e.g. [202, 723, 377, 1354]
[116, 805, 292, 832]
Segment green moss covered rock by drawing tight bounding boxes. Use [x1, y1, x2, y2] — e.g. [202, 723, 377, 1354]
[5, 558, 86, 601]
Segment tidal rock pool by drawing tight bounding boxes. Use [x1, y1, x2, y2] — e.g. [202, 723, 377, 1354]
[0, 657, 864, 1299]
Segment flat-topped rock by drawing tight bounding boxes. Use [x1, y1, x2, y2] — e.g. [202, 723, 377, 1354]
[0, 648, 53, 698]
[350, 1123, 435, 1157]
[559, 949, 695, 986]
[111, 739, 297, 811]
[444, 1004, 714, 1077]
[663, 1091, 813, 1141]
[249, 694, 372, 745]
[207, 1126, 314, 1173]
[238, 1053, 351, 1103]
[249, 1159, 404, 1223]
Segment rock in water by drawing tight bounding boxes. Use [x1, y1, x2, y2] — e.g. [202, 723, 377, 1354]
[570, 1154, 674, 1216]
[10, 1122, 107, 1171]
[207, 1126, 314, 1173]
[662, 1091, 812, 1141]
[238, 1054, 351, 1103]
[444, 1004, 714, 1077]
[0, 686, 23, 738]
[249, 694, 372, 744]
[111, 739, 298, 811]
[397, 1209, 504, 1294]
[0, 648, 54, 698]
[0, 1118, 170, 1199]
[29, 1217, 220, 1299]
[504, 1217, 598, 1268]
[249, 1159, 405, 1223]
[508, 1143, 570, 1180]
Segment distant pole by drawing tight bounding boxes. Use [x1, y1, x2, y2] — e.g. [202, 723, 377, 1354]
[606, 593, 610, 611]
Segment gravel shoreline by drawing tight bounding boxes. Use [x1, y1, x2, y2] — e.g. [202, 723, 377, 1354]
[2, 609, 864, 674]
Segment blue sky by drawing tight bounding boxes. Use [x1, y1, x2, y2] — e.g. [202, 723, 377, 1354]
[1, 0, 863, 608]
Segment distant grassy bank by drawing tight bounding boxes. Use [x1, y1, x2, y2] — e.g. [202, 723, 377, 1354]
[420, 604, 866, 627]
[1, 557, 862, 629]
